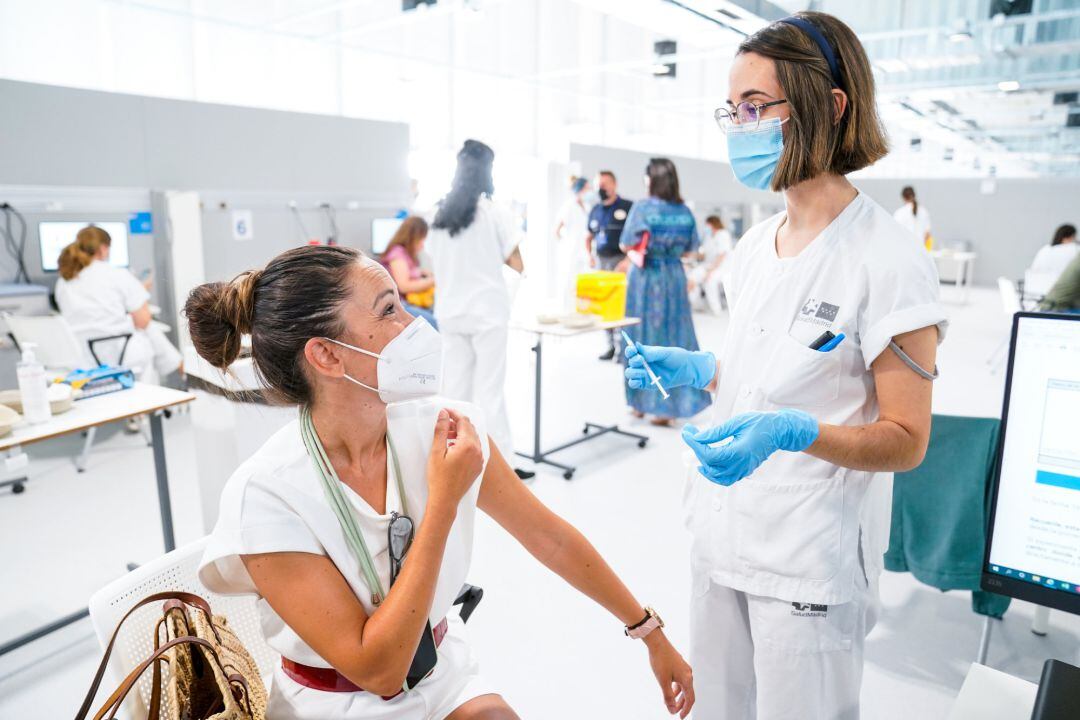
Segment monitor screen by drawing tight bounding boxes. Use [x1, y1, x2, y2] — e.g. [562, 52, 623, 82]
[39, 221, 130, 272]
[984, 313, 1080, 614]
[371, 218, 403, 256]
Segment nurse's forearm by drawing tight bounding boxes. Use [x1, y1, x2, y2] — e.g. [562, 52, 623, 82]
[806, 419, 928, 472]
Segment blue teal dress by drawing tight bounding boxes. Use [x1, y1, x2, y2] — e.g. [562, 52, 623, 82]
[619, 197, 712, 419]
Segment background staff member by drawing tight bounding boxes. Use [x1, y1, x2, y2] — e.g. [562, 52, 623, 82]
[626, 12, 947, 718]
[586, 170, 633, 360]
[893, 185, 932, 249]
[55, 225, 182, 386]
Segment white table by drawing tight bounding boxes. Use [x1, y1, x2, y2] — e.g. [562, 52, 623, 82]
[0, 382, 195, 657]
[930, 249, 978, 303]
[949, 664, 1037, 719]
[510, 317, 649, 480]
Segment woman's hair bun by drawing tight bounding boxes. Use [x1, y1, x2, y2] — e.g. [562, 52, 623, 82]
[183, 270, 261, 370]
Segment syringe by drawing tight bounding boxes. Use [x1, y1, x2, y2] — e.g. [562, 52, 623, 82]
[621, 330, 670, 400]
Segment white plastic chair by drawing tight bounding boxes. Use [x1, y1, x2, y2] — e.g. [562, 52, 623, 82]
[87, 537, 278, 720]
[987, 278, 1023, 373]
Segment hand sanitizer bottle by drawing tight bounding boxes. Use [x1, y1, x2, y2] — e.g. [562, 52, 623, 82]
[17, 343, 52, 424]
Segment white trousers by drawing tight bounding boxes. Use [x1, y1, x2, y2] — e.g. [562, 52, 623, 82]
[689, 569, 879, 720]
[688, 265, 725, 315]
[441, 324, 513, 460]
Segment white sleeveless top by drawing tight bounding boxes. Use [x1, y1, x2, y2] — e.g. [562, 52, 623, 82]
[199, 397, 489, 668]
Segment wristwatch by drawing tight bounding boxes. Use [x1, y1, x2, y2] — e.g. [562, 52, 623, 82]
[625, 606, 664, 640]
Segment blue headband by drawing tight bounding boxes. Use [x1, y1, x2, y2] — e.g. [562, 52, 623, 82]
[571, 177, 587, 193]
[778, 16, 842, 89]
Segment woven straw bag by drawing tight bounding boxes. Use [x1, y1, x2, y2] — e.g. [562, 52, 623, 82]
[76, 591, 267, 720]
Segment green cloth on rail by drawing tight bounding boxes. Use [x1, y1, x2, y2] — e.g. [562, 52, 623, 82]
[884, 414, 1012, 619]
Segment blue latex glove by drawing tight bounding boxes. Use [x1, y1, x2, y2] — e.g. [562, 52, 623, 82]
[624, 344, 716, 391]
[682, 409, 819, 486]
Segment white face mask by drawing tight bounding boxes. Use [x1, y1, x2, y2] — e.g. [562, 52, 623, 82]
[323, 316, 443, 403]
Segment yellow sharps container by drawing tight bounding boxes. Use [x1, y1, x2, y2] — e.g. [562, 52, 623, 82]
[575, 271, 627, 321]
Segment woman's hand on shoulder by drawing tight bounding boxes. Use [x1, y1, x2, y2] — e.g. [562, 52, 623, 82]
[426, 408, 484, 515]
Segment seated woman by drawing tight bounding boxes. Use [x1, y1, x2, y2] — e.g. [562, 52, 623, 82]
[184, 245, 694, 720]
[381, 216, 437, 328]
[55, 225, 182, 386]
[1026, 223, 1077, 298]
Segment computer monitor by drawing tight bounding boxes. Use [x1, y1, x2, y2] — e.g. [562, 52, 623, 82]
[38, 221, 130, 272]
[371, 218, 403, 256]
[983, 312, 1080, 615]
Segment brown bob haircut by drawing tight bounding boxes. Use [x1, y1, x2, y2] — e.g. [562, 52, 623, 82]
[738, 11, 888, 191]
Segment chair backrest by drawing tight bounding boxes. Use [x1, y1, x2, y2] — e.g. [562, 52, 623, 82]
[997, 277, 1022, 317]
[4, 313, 89, 371]
[1023, 269, 1057, 298]
[87, 537, 279, 720]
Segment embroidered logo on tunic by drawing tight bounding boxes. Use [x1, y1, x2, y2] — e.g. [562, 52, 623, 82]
[791, 602, 829, 618]
[796, 298, 840, 327]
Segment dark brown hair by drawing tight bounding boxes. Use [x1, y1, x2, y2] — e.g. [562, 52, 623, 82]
[646, 158, 683, 204]
[380, 216, 428, 264]
[1052, 223, 1076, 246]
[598, 170, 616, 182]
[738, 11, 888, 191]
[705, 215, 724, 230]
[901, 186, 917, 216]
[58, 225, 111, 280]
[184, 245, 361, 405]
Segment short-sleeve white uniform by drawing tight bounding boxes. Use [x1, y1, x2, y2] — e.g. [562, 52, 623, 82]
[55, 260, 181, 378]
[686, 192, 948, 605]
[428, 197, 521, 333]
[199, 398, 495, 720]
[892, 203, 932, 245]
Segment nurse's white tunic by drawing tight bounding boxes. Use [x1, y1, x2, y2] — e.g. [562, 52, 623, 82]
[686, 192, 948, 605]
[199, 398, 494, 720]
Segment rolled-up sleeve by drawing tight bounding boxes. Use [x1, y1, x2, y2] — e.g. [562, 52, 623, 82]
[859, 248, 948, 370]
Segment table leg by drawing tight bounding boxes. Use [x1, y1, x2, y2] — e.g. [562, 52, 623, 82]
[150, 412, 176, 553]
[531, 335, 542, 460]
[0, 608, 90, 656]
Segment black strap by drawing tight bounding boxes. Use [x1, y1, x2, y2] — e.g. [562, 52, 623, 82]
[453, 584, 483, 624]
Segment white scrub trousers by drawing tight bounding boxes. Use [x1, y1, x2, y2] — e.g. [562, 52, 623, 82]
[441, 324, 513, 460]
[689, 569, 879, 720]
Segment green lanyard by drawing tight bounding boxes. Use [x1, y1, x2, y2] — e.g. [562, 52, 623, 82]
[300, 406, 407, 607]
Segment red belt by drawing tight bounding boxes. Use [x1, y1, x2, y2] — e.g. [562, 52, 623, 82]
[281, 618, 448, 700]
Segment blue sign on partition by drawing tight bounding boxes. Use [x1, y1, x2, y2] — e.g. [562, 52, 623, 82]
[128, 212, 153, 234]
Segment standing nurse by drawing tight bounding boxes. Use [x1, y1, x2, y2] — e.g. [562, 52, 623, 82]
[626, 12, 947, 719]
[428, 140, 534, 480]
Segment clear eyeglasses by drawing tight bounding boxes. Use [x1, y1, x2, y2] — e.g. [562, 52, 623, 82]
[714, 100, 789, 134]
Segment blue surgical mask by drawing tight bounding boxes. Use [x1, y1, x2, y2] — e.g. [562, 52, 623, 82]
[727, 117, 788, 191]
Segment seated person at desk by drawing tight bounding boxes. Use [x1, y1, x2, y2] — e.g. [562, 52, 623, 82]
[55, 226, 182, 384]
[380, 216, 437, 328]
[1026, 224, 1077, 297]
[184, 245, 694, 720]
[1040, 248, 1080, 314]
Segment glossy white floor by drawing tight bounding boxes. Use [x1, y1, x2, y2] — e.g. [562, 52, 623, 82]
[2, 286, 1078, 719]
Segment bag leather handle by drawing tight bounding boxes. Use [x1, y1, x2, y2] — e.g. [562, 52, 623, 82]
[74, 591, 220, 720]
[93, 635, 238, 720]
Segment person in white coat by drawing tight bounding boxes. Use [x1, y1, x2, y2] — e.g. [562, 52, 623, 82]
[687, 215, 733, 315]
[427, 140, 534, 480]
[183, 244, 694, 720]
[54, 225, 182, 385]
[1026, 223, 1077, 297]
[893, 186, 932, 248]
[552, 176, 592, 313]
[626, 12, 947, 719]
